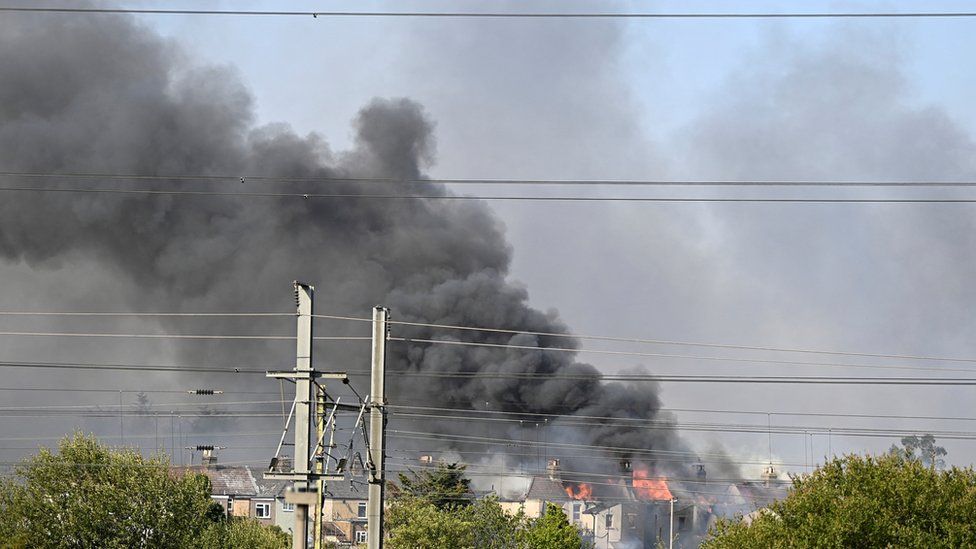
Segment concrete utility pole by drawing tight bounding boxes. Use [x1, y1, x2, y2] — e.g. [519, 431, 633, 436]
[366, 307, 389, 549]
[265, 282, 346, 549]
[669, 498, 675, 549]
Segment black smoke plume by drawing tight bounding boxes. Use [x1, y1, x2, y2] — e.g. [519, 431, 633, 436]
[0, 10, 698, 480]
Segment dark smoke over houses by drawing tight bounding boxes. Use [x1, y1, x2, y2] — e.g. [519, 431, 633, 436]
[0, 12, 698, 478]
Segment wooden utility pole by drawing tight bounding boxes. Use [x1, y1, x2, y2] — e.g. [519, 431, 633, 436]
[366, 307, 389, 549]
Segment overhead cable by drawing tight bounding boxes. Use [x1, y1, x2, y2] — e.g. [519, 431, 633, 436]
[389, 323, 976, 364]
[0, 310, 292, 317]
[2, 7, 976, 19]
[316, 311, 976, 367]
[0, 330, 367, 341]
[8, 185, 976, 203]
[387, 403, 976, 425]
[8, 170, 976, 187]
[389, 337, 976, 374]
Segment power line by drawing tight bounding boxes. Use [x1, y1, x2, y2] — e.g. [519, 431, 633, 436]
[385, 447, 802, 474]
[0, 330, 293, 340]
[388, 404, 976, 425]
[388, 321, 976, 365]
[358, 367, 976, 385]
[6, 184, 976, 203]
[0, 386, 268, 394]
[385, 457, 791, 487]
[0, 310, 292, 317]
[0, 359, 269, 374]
[318, 311, 976, 368]
[388, 337, 976, 374]
[2, 7, 976, 19]
[8, 170, 976, 188]
[0, 330, 367, 341]
[386, 411, 976, 440]
[0, 398, 290, 412]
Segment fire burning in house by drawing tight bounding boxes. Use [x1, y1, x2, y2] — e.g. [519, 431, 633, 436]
[632, 464, 674, 501]
[564, 482, 593, 500]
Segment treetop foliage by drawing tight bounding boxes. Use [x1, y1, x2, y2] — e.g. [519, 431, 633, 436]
[386, 465, 588, 549]
[888, 434, 948, 470]
[704, 453, 976, 548]
[389, 462, 473, 509]
[0, 433, 288, 549]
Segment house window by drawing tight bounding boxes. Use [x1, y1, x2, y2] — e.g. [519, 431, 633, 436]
[572, 503, 581, 522]
[255, 502, 271, 519]
[282, 501, 294, 512]
[357, 502, 367, 519]
[605, 513, 614, 529]
[678, 516, 688, 531]
[355, 530, 368, 544]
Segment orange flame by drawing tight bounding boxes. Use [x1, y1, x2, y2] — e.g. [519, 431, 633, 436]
[565, 482, 593, 500]
[632, 464, 673, 501]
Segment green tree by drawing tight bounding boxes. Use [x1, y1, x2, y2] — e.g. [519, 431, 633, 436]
[387, 496, 528, 549]
[523, 503, 587, 549]
[197, 517, 291, 549]
[703, 453, 976, 548]
[888, 434, 947, 470]
[0, 433, 288, 549]
[471, 496, 526, 549]
[390, 462, 473, 509]
[386, 498, 475, 548]
[386, 465, 529, 549]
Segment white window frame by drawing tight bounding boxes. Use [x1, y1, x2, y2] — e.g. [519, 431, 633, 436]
[572, 503, 581, 522]
[357, 501, 367, 519]
[255, 502, 271, 519]
[282, 501, 294, 512]
[355, 530, 368, 543]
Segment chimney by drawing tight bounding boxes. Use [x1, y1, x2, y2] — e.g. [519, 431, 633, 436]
[619, 459, 632, 474]
[202, 448, 216, 467]
[419, 455, 434, 465]
[547, 459, 561, 481]
[761, 464, 777, 487]
[696, 463, 707, 484]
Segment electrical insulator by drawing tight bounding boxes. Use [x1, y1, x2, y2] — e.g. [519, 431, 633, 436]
[196, 445, 214, 451]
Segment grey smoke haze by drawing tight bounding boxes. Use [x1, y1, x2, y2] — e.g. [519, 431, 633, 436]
[0, 11, 692, 477]
[5, 3, 976, 489]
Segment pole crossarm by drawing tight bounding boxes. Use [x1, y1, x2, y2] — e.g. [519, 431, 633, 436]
[266, 370, 349, 382]
[264, 472, 346, 482]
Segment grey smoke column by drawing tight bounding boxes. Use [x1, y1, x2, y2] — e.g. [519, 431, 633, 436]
[0, 10, 690, 472]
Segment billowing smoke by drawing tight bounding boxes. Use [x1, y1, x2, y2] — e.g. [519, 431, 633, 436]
[0, 11, 697, 478]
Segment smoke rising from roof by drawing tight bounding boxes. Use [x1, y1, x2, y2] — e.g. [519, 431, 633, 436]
[0, 10, 697, 475]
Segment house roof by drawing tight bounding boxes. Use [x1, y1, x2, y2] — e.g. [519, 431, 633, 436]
[733, 481, 790, 508]
[256, 477, 289, 498]
[323, 477, 369, 501]
[526, 474, 639, 503]
[526, 477, 572, 501]
[179, 465, 260, 497]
